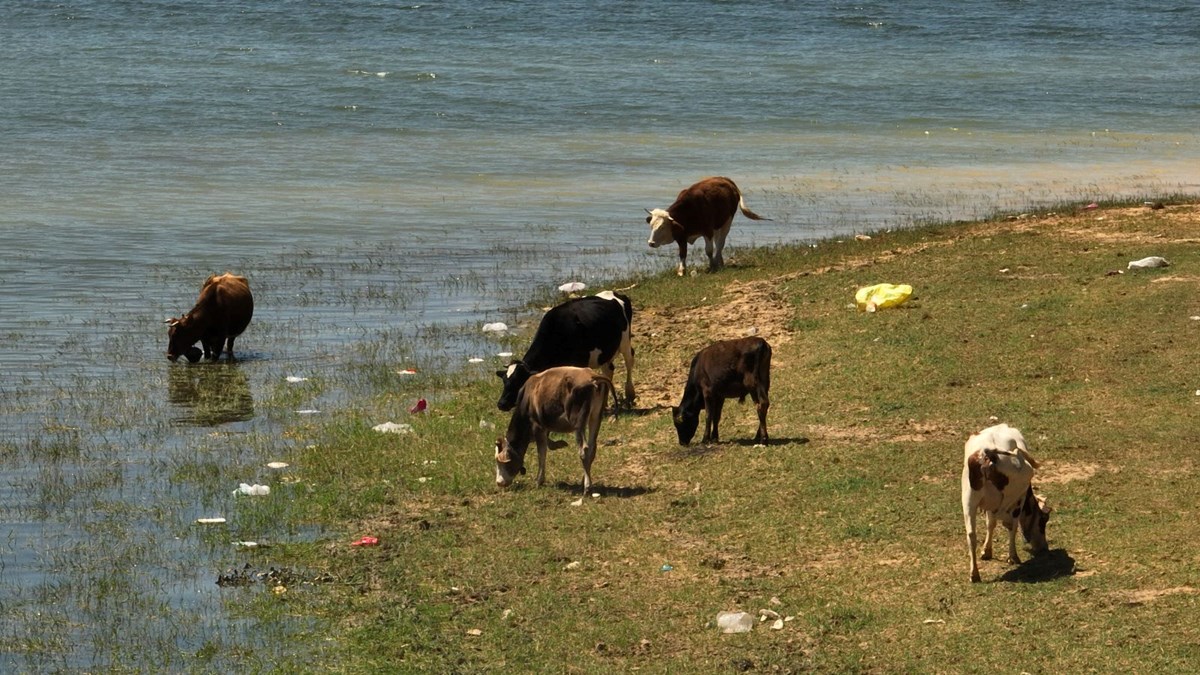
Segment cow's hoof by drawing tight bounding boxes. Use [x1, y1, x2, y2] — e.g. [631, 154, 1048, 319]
[980, 551, 993, 561]
[970, 572, 981, 583]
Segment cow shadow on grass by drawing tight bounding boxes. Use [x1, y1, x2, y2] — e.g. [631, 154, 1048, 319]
[997, 548, 1076, 584]
[549, 481, 655, 499]
[673, 436, 809, 459]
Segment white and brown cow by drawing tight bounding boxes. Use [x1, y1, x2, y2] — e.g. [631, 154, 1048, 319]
[494, 366, 614, 494]
[672, 337, 771, 445]
[496, 291, 634, 412]
[961, 423, 1052, 582]
[646, 176, 768, 276]
[166, 273, 254, 363]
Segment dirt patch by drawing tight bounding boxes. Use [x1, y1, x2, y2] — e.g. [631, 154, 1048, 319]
[636, 277, 797, 408]
[1124, 586, 1198, 606]
[1038, 462, 1102, 484]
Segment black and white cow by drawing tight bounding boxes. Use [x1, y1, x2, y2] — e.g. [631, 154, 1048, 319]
[496, 291, 635, 411]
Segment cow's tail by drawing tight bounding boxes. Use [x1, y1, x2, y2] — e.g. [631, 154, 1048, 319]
[738, 194, 771, 221]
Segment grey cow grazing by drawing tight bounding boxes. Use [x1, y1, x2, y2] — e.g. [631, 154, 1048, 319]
[494, 366, 614, 494]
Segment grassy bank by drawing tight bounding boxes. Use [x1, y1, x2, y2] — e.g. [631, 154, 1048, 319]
[255, 201, 1200, 672]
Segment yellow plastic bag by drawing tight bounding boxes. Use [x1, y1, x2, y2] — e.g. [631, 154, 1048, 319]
[855, 283, 913, 312]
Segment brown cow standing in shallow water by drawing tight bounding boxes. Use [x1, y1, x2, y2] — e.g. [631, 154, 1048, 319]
[646, 176, 768, 276]
[166, 273, 254, 362]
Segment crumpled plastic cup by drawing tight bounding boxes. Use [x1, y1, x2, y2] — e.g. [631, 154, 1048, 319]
[855, 283, 913, 312]
[716, 611, 754, 633]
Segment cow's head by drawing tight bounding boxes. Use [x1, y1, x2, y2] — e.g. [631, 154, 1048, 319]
[496, 361, 533, 412]
[494, 437, 527, 488]
[646, 208, 678, 248]
[1018, 486, 1051, 553]
[672, 405, 700, 445]
[165, 316, 203, 363]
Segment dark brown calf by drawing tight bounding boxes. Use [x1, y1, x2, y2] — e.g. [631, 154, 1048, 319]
[166, 273, 254, 362]
[646, 176, 768, 276]
[672, 337, 771, 445]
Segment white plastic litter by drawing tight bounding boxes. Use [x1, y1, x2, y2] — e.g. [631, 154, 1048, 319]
[295, 409, 320, 415]
[397, 368, 417, 375]
[468, 357, 484, 363]
[565, 561, 581, 570]
[196, 517, 226, 524]
[234, 483, 270, 496]
[373, 422, 413, 434]
[1128, 256, 1169, 269]
[235, 541, 259, 549]
[266, 461, 289, 469]
[716, 611, 755, 633]
[285, 376, 308, 383]
[558, 281, 586, 293]
[497, 352, 514, 358]
[482, 322, 508, 333]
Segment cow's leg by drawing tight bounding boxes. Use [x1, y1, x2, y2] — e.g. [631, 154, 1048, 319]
[619, 331, 635, 407]
[675, 240, 688, 276]
[534, 430, 549, 486]
[224, 336, 237, 361]
[602, 362, 621, 412]
[981, 511, 997, 560]
[703, 397, 725, 442]
[1006, 517, 1021, 564]
[752, 390, 769, 443]
[712, 220, 733, 270]
[202, 337, 220, 361]
[964, 500, 981, 583]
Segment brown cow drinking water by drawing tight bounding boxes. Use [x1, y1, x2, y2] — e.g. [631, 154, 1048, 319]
[494, 366, 614, 494]
[166, 273, 254, 363]
[646, 176, 769, 276]
[673, 337, 772, 445]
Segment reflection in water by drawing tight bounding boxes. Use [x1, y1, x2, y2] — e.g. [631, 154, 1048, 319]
[167, 362, 255, 426]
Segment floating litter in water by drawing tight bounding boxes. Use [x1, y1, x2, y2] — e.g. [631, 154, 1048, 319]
[497, 352, 513, 358]
[558, 281, 586, 293]
[373, 421, 413, 434]
[234, 541, 259, 549]
[196, 517, 226, 525]
[266, 461, 289, 469]
[295, 409, 321, 415]
[397, 368, 417, 375]
[234, 483, 270, 496]
[285, 376, 308, 383]
[482, 322, 508, 333]
[468, 357, 484, 363]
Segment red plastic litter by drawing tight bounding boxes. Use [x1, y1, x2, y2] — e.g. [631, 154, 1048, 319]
[409, 398, 428, 414]
[351, 536, 379, 547]
[1083, 202, 1099, 210]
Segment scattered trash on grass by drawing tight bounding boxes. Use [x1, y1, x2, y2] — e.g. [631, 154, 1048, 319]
[234, 483, 270, 496]
[565, 561, 581, 570]
[479, 419, 495, 430]
[351, 536, 379, 547]
[558, 281, 586, 293]
[759, 609, 780, 620]
[372, 421, 413, 434]
[716, 611, 754, 633]
[266, 461, 289, 469]
[771, 619, 784, 630]
[409, 398, 428, 414]
[285, 376, 308, 383]
[482, 322, 508, 333]
[923, 618, 946, 625]
[497, 351, 514, 358]
[466, 628, 483, 637]
[1128, 256, 1169, 270]
[196, 517, 226, 525]
[660, 564, 674, 572]
[468, 357, 484, 363]
[295, 409, 321, 415]
[397, 368, 417, 375]
[234, 541, 259, 549]
[1083, 202, 1099, 210]
[855, 283, 913, 312]
[570, 498, 584, 506]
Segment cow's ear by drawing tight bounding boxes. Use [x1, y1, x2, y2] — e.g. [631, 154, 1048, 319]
[495, 370, 506, 380]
